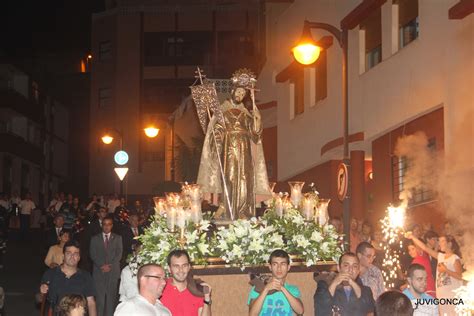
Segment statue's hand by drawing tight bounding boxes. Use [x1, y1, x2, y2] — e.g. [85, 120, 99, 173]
[253, 109, 262, 132]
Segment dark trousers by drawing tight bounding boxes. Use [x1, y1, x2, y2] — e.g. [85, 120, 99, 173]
[19, 214, 30, 240]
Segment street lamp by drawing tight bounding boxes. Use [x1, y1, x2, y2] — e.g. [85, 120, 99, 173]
[100, 129, 123, 150]
[101, 134, 114, 145]
[144, 126, 159, 138]
[292, 20, 351, 247]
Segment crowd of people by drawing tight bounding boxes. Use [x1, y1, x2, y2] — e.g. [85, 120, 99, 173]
[0, 191, 466, 316]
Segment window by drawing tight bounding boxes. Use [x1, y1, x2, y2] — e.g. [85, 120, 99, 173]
[142, 80, 190, 113]
[98, 88, 112, 108]
[392, 138, 436, 205]
[291, 72, 304, 117]
[361, 8, 382, 71]
[2, 156, 12, 194]
[218, 31, 255, 57]
[21, 163, 30, 197]
[396, 0, 419, 48]
[99, 41, 112, 61]
[315, 50, 327, 102]
[144, 32, 212, 66]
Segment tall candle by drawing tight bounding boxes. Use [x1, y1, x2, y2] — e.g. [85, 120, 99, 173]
[167, 207, 176, 231]
[275, 196, 283, 217]
[190, 201, 202, 224]
[176, 207, 186, 228]
[302, 197, 314, 221]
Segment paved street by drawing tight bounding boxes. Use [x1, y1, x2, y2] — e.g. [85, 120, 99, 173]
[0, 229, 47, 316]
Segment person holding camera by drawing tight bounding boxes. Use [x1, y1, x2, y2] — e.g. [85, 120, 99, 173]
[248, 249, 304, 316]
[160, 250, 212, 316]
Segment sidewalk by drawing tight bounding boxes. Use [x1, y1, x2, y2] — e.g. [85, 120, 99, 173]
[0, 229, 47, 316]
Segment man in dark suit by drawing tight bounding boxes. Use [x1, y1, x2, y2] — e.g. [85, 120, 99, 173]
[80, 207, 108, 271]
[120, 214, 144, 267]
[46, 214, 65, 248]
[90, 215, 122, 316]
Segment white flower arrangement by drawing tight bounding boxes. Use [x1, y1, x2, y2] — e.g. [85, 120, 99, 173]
[130, 207, 343, 273]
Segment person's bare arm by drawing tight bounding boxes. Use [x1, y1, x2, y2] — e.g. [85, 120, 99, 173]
[439, 259, 463, 281]
[87, 296, 97, 316]
[249, 279, 280, 316]
[280, 286, 304, 315]
[405, 232, 438, 259]
[198, 282, 212, 316]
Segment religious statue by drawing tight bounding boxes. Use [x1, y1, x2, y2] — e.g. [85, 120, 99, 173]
[191, 68, 271, 221]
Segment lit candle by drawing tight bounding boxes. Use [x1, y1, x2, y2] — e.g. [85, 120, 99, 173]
[302, 197, 314, 221]
[288, 181, 305, 208]
[176, 207, 186, 229]
[188, 184, 201, 202]
[167, 207, 176, 231]
[190, 201, 202, 224]
[275, 196, 283, 217]
[316, 199, 330, 226]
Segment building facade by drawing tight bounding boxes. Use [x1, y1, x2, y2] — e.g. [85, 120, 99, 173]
[89, 0, 268, 197]
[0, 64, 69, 207]
[257, 0, 473, 229]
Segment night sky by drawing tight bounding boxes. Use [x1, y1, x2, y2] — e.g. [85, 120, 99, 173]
[2, 0, 104, 67]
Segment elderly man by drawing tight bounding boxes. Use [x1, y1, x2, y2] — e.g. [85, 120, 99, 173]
[314, 252, 375, 316]
[114, 263, 171, 316]
[356, 242, 385, 300]
[40, 240, 97, 315]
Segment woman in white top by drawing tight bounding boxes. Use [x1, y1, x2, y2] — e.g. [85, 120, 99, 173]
[406, 232, 463, 316]
[44, 230, 70, 268]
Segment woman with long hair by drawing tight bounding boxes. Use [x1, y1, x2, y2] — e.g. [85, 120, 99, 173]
[406, 232, 463, 315]
[44, 230, 70, 268]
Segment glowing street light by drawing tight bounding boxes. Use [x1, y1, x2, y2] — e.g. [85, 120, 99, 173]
[292, 25, 321, 65]
[292, 20, 351, 246]
[101, 135, 114, 145]
[144, 126, 159, 138]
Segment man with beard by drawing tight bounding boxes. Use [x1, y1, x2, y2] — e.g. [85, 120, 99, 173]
[314, 252, 375, 316]
[115, 263, 170, 316]
[248, 249, 304, 316]
[403, 264, 438, 316]
[160, 250, 212, 316]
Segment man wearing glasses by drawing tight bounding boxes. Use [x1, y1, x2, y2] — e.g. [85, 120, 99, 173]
[115, 263, 171, 316]
[40, 240, 97, 315]
[160, 250, 212, 316]
[356, 242, 385, 300]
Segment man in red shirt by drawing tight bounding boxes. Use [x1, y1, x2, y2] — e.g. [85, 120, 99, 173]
[160, 250, 212, 316]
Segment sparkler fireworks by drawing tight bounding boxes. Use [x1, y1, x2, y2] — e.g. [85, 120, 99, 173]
[381, 204, 407, 289]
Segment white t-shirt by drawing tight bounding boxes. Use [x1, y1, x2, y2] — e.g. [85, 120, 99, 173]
[119, 265, 138, 302]
[114, 295, 171, 316]
[436, 252, 462, 316]
[20, 200, 36, 215]
[107, 199, 120, 213]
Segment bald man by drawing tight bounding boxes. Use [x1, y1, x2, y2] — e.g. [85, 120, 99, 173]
[114, 264, 171, 316]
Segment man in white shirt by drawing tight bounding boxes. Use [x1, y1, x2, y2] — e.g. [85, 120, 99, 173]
[107, 194, 120, 214]
[19, 193, 36, 240]
[114, 263, 171, 316]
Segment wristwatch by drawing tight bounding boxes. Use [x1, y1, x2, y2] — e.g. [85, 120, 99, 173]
[203, 298, 212, 305]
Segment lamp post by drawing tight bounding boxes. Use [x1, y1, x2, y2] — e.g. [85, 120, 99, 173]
[101, 126, 159, 198]
[292, 20, 351, 247]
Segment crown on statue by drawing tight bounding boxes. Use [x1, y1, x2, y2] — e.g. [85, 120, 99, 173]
[230, 68, 257, 89]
